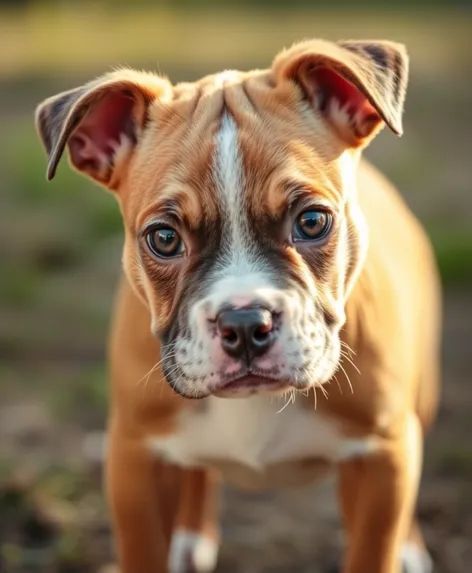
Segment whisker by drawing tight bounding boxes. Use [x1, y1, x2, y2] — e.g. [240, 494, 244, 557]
[138, 355, 171, 389]
[136, 342, 179, 386]
[340, 340, 357, 357]
[277, 391, 294, 414]
[138, 353, 182, 397]
[169, 371, 185, 391]
[340, 350, 361, 375]
[319, 384, 329, 399]
[333, 373, 343, 395]
[139, 363, 160, 391]
[338, 362, 354, 394]
[157, 362, 182, 380]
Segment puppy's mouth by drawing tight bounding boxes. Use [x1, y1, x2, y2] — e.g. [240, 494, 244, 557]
[211, 370, 291, 398]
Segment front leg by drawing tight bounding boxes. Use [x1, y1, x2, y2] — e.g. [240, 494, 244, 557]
[106, 423, 177, 573]
[169, 468, 221, 573]
[106, 421, 220, 573]
[338, 413, 423, 573]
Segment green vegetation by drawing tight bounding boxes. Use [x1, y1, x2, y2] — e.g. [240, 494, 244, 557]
[48, 365, 109, 427]
[429, 228, 472, 285]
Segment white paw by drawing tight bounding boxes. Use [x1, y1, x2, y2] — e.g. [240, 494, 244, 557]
[168, 529, 219, 573]
[401, 541, 433, 573]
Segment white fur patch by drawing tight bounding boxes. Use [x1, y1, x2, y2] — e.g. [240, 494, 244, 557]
[213, 113, 265, 280]
[110, 132, 134, 167]
[148, 395, 378, 471]
[327, 97, 368, 140]
[200, 276, 284, 321]
[169, 530, 218, 573]
[401, 541, 433, 573]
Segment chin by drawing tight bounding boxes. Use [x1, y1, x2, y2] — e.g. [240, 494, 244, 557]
[211, 374, 292, 398]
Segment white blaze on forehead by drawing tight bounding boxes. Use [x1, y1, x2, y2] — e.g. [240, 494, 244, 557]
[213, 113, 265, 279]
[207, 113, 280, 312]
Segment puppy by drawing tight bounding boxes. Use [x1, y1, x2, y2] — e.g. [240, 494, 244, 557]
[35, 38, 441, 573]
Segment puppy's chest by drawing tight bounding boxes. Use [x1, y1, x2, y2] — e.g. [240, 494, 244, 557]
[148, 396, 375, 485]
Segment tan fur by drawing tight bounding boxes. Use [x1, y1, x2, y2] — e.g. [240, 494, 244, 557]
[35, 39, 440, 573]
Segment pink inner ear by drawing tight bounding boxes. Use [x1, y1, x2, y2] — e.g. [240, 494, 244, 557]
[315, 67, 378, 125]
[68, 91, 135, 179]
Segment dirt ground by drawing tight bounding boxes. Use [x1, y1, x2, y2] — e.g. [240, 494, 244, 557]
[1, 289, 471, 573]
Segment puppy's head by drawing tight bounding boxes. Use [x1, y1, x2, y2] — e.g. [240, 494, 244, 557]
[36, 39, 408, 398]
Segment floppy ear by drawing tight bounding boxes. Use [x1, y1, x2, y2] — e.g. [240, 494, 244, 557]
[35, 70, 171, 188]
[272, 39, 409, 147]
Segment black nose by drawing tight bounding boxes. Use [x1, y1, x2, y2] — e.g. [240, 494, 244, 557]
[217, 307, 276, 363]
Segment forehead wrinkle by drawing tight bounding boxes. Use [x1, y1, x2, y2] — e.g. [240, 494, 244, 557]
[154, 188, 205, 229]
[165, 137, 219, 230]
[170, 93, 222, 166]
[265, 176, 332, 217]
[236, 95, 344, 221]
[131, 93, 222, 231]
[220, 78, 263, 119]
[161, 92, 223, 227]
[126, 97, 197, 223]
[283, 150, 342, 204]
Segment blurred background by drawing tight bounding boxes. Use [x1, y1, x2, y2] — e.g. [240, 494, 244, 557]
[0, 1, 471, 572]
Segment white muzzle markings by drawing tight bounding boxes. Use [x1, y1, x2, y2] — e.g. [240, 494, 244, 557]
[168, 114, 341, 397]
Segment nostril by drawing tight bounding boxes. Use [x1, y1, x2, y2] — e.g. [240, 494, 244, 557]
[253, 325, 271, 342]
[217, 307, 277, 360]
[253, 312, 274, 342]
[222, 328, 239, 345]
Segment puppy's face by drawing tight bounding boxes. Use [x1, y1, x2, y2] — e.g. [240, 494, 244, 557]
[36, 40, 408, 398]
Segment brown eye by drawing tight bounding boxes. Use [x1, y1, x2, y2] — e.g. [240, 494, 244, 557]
[146, 227, 185, 258]
[293, 210, 332, 242]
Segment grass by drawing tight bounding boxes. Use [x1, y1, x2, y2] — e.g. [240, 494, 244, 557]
[0, 266, 43, 308]
[48, 365, 108, 429]
[429, 228, 472, 285]
[435, 448, 472, 477]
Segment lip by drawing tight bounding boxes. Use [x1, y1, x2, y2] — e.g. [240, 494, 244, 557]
[212, 373, 289, 397]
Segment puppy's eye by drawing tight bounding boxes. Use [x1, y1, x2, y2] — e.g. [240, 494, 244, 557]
[146, 227, 185, 259]
[293, 210, 332, 242]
